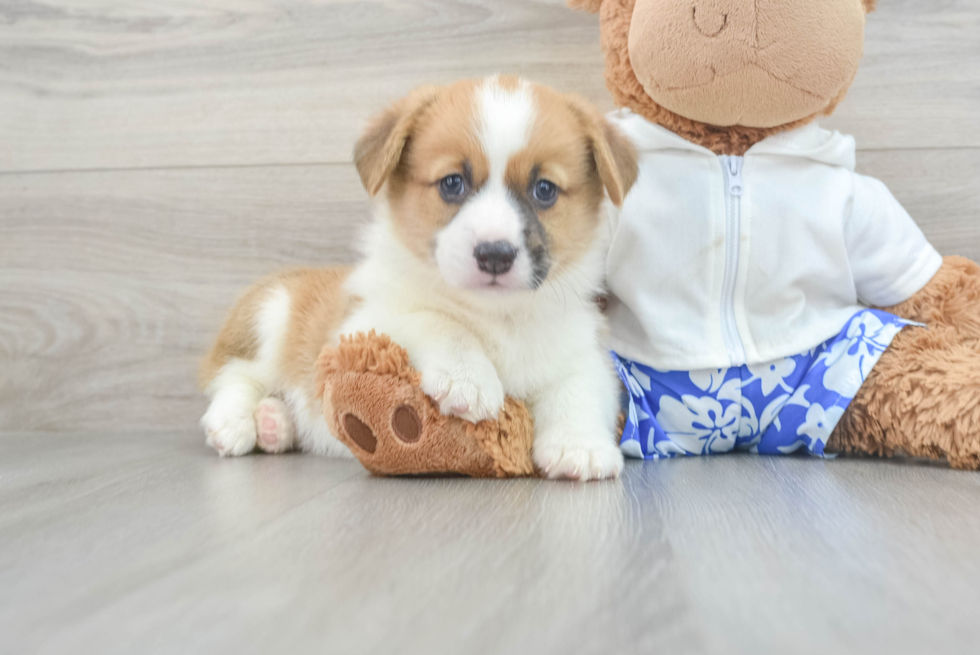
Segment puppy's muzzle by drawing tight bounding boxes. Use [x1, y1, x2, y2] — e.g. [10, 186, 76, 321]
[474, 240, 517, 276]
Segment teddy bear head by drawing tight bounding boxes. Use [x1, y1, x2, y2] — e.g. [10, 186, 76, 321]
[570, 0, 877, 154]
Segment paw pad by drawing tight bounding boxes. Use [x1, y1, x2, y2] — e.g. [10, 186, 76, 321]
[391, 405, 421, 443]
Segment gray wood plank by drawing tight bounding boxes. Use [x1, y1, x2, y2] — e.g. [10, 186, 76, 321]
[1, 150, 978, 434]
[859, 148, 980, 255]
[822, 0, 980, 150]
[2, 0, 979, 174]
[0, 164, 366, 432]
[2, 2, 979, 654]
[2, 432, 979, 655]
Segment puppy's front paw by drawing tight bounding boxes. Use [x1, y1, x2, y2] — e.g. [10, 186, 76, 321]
[419, 355, 505, 423]
[533, 432, 624, 482]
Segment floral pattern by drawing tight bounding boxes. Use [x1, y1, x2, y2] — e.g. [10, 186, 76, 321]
[614, 309, 915, 459]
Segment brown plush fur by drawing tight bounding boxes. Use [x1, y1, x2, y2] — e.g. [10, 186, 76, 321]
[569, 0, 980, 470]
[315, 0, 977, 476]
[587, 0, 860, 155]
[316, 332, 536, 477]
[829, 257, 980, 469]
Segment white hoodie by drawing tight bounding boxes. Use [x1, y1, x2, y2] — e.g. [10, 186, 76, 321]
[605, 109, 942, 371]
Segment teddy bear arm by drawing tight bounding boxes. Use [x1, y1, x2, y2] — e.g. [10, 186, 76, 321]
[881, 256, 980, 334]
[316, 331, 536, 477]
[828, 256, 980, 469]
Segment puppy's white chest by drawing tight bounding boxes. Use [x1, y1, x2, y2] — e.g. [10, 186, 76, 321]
[481, 316, 588, 397]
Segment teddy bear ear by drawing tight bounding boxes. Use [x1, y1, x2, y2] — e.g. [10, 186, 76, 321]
[567, 0, 604, 13]
[863, 0, 877, 12]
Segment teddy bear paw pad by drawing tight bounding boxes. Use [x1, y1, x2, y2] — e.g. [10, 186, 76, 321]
[342, 413, 378, 453]
[391, 405, 421, 443]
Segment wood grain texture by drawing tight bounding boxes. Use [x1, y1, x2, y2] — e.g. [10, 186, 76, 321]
[2, 434, 980, 655]
[1, 0, 979, 174]
[1, 149, 977, 433]
[0, 164, 367, 432]
[2, 3, 979, 653]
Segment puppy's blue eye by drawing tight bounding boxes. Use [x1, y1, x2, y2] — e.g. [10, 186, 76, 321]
[532, 179, 558, 208]
[439, 174, 466, 202]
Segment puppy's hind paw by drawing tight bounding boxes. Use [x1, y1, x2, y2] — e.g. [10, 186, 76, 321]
[254, 397, 295, 454]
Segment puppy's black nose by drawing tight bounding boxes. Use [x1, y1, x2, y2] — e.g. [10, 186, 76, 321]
[474, 240, 517, 276]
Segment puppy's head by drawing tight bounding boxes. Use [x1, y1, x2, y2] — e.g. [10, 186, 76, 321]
[354, 76, 638, 292]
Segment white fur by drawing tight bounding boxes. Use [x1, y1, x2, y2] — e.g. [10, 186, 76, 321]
[201, 287, 291, 457]
[341, 203, 623, 480]
[435, 191, 534, 291]
[283, 386, 351, 458]
[434, 77, 538, 292]
[202, 78, 624, 480]
[478, 77, 536, 175]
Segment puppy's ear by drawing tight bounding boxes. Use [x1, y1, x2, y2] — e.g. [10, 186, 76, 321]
[567, 0, 604, 12]
[354, 86, 440, 196]
[566, 95, 639, 207]
[594, 120, 639, 206]
[862, 0, 877, 12]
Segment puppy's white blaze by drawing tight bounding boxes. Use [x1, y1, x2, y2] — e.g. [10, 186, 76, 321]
[432, 78, 539, 291]
[478, 77, 536, 184]
[434, 191, 532, 290]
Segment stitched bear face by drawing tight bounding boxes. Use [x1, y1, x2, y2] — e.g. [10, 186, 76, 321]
[570, 0, 877, 152]
[627, 0, 866, 127]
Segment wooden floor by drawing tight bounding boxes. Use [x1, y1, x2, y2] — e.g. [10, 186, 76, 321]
[2, 433, 980, 655]
[2, 1, 980, 653]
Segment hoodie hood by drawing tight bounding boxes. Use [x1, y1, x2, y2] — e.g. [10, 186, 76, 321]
[607, 108, 857, 171]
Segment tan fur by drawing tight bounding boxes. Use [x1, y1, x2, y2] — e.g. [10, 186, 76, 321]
[200, 267, 353, 394]
[279, 268, 354, 397]
[359, 78, 636, 271]
[206, 80, 622, 386]
[200, 287, 264, 389]
[354, 85, 442, 196]
[828, 257, 980, 470]
[501, 86, 638, 270]
[203, 79, 629, 474]
[562, 93, 639, 206]
[382, 80, 485, 261]
[569, 0, 604, 11]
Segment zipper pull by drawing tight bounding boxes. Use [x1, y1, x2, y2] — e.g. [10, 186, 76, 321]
[728, 156, 743, 196]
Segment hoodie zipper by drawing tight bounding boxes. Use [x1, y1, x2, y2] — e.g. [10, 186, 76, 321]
[720, 155, 747, 367]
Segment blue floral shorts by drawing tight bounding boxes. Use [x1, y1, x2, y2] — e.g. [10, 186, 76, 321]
[613, 309, 915, 459]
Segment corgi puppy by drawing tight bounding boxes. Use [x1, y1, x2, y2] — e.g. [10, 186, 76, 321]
[199, 76, 638, 481]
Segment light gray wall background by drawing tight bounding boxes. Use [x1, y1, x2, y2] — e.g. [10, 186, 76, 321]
[2, 0, 979, 435]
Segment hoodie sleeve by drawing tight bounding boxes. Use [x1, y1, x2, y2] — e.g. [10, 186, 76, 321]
[844, 173, 943, 308]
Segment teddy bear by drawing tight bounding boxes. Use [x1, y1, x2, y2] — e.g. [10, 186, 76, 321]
[318, 0, 980, 476]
